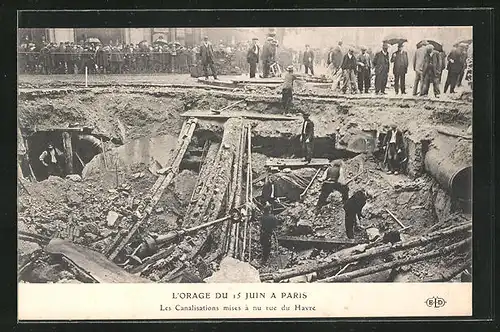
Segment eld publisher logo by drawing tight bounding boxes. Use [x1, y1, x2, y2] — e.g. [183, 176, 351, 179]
[425, 297, 447, 308]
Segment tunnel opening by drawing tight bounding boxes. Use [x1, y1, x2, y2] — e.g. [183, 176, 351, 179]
[25, 130, 107, 181]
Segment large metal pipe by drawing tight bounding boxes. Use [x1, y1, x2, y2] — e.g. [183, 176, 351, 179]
[75, 134, 103, 152]
[424, 141, 472, 203]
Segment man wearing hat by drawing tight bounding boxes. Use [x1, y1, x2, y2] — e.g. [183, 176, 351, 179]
[444, 43, 465, 94]
[260, 36, 275, 78]
[281, 65, 301, 111]
[316, 160, 349, 213]
[457, 43, 469, 87]
[199, 36, 218, 80]
[303, 44, 315, 75]
[391, 43, 409, 94]
[421, 44, 442, 98]
[373, 42, 390, 95]
[39, 143, 64, 178]
[247, 37, 260, 78]
[341, 48, 358, 94]
[299, 112, 314, 163]
[357, 46, 372, 93]
[412, 40, 429, 95]
[382, 123, 404, 175]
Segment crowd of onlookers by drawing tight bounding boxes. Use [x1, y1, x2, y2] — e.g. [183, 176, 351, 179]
[17, 37, 256, 75]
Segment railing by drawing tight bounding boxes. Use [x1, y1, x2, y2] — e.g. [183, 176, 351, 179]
[17, 51, 252, 75]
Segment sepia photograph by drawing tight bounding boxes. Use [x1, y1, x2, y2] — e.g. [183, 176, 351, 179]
[16, 22, 476, 319]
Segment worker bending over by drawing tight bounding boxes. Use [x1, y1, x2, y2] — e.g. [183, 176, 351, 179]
[316, 160, 349, 213]
[343, 190, 368, 239]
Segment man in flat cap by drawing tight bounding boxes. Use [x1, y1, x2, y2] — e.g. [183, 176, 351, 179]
[303, 44, 315, 75]
[421, 44, 442, 98]
[281, 65, 304, 111]
[357, 46, 372, 93]
[373, 42, 390, 95]
[199, 36, 218, 80]
[413, 40, 428, 95]
[260, 36, 274, 78]
[247, 37, 260, 78]
[341, 48, 358, 94]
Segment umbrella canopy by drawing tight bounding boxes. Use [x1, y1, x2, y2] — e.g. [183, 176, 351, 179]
[417, 39, 443, 52]
[383, 34, 408, 45]
[153, 39, 168, 45]
[86, 37, 101, 43]
[453, 39, 472, 48]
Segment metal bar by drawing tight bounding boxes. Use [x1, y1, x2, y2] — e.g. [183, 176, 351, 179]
[300, 168, 322, 199]
[386, 208, 406, 228]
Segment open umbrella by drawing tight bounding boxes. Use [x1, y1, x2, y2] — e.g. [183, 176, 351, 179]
[86, 37, 101, 44]
[453, 39, 472, 48]
[154, 38, 168, 45]
[417, 39, 443, 52]
[383, 34, 408, 45]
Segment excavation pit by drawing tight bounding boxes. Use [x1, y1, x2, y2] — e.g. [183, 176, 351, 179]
[17, 84, 472, 284]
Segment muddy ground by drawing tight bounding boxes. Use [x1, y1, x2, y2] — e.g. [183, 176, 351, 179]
[17, 74, 472, 283]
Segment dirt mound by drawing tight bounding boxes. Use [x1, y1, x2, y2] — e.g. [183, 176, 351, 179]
[18, 91, 185, 141]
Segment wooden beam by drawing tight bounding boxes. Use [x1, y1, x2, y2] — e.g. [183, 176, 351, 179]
[107, 119, 198, 261]
[260, 222, 472, 282]
[317, 238, 471, 282]
[180, 111, 300, 121]
[278, 236, 361, 246]
[265, 158, 331, 168]
[197, 78, 237, 88]
[62, 131, 73, 175]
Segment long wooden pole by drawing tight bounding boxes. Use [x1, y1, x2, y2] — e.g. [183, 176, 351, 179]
[317, 238, 471, 282]
[247, 124, 253, 262]
[260, 222, 472, 282]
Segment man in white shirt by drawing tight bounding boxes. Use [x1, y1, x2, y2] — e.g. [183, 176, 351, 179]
[39, 143, 63, 178]
[382, 124, 404, 174]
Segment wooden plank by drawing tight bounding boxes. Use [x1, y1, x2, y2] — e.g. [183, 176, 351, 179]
[197, 78, 237, 88]
[265, 158, 330, 168]
[45, 238, 151, 283]
[108, 119, 198, 260]
[180, 111, 300, 121]
[278, 236, 361, 246]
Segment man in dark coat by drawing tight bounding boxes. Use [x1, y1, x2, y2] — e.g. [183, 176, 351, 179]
[260, 204, 281, 264]
[421, 44, 442, 98]
[260, 37, 274, 78]
[340, 48, 358, 94]
[303, 44, 315, 75]
[300, 113, 314, 163]
[199, 36, 218, 80]
[261, 175, 277, 206]
[316, 160, 349, 213]
[373, 43, 390, 94]
[382, 124, 404, 174]
[412, 40, 428, 96]
[390, 43, 409, 94]
[357, 46, 372, 93]
[332, 41, 344, 72]
[343, 190, 367, 239]
[444, 44, 465, 93]
[247, 37, 260, 78]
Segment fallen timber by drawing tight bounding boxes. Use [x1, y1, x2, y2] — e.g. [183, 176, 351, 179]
[189, 142, 221, 204]
[265, 158, 331, 168]
[277, 236, 361, 247]
[423, 261, 471, 282]
[316, 237, 471, 282]
[180, 111, 300, 121]
[107, 118, 198, 261]
[260, 222, 472, 282]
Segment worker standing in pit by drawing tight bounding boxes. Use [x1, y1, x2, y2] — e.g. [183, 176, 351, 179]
[343, 190, 368, 239]
[383, 123, 404, 175]
[39, 143, 63, 178]
[261, 174, 277, 206]
[299, 112, 314, 163]
[260, 203, 281, 265]
[281, 65, 303, 111]
[315, 160, 349, 214]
